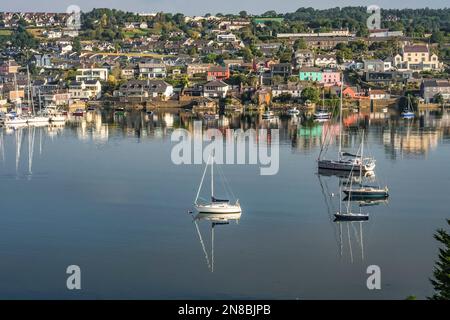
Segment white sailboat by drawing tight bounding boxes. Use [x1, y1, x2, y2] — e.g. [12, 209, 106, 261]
[4, 73, 28, 127]
[318, 79, 375, 172]
[314, 89, 331, 121]
[25, 66, 50, 125]
[194, 154, 241, 214]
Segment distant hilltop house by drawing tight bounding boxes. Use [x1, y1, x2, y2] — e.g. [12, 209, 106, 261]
[369, 29, 404, 38]
[394, 44, 442, 71]
[277, 29, 354, 39]
[421, 79, 450, 103]
[216, 33, 238, 43]
[253, 17, 284, 27]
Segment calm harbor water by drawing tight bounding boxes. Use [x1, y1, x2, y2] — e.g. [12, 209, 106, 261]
[0, 109, 449, 299]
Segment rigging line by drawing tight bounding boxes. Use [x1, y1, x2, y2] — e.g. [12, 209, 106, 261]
[217, 164, 236, 201]
[195, 154, 211, 204]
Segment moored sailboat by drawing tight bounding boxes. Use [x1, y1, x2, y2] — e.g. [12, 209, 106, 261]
[318, 79, 375, 172]
[194, 154, 241, 214]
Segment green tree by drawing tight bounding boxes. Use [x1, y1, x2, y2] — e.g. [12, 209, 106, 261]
[430, 31, 445, 45]
[293, 38, 307, 51]
[429, 219, 450, 300]
[434, 93, 444, 105]
[73, 37, 82, 54]
[301, 87, 320, 103]
[239, 11, 248, 18]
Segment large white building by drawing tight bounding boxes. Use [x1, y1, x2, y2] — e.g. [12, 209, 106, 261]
[76, 68, 109, 82]
[394, 45, 442, 71]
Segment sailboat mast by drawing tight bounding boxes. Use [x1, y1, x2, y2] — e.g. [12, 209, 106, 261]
[27, 66, 34, 115]
[211, 154, 214, 198]
[338, 75, 343, 159]
[360, 130, 364, 182]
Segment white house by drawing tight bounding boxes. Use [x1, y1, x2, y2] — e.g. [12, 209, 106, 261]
[69, 80, 102, 100]
[76, 68, 109, 82]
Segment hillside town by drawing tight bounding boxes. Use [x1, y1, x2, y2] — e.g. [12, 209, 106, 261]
[0, 8, 449, 116]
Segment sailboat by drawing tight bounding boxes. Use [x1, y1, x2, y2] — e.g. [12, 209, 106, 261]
[25, 66, 50, 125]
[194, 154, 241, 214]
[313, 89, 331, 121]
[401, 96, 415, 119]
[4, 73, 28, 127]
[334, 172, 369, 221]
[318, 79, 376, 172]
[342, 131, 389, 199]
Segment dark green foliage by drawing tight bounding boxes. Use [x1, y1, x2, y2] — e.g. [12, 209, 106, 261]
[429, 220, 450, 300]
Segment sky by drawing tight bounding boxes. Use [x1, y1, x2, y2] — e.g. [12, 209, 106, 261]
[0, 0, 448, 15]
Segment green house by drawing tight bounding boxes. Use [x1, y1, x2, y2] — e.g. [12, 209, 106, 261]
[299, 68, 323, 82]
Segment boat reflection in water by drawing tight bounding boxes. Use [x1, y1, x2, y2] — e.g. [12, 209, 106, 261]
[192, 212, 242, 273]
[336, 220, 366, 263]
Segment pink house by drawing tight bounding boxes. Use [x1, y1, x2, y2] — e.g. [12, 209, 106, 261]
[320, 70, 341, 87]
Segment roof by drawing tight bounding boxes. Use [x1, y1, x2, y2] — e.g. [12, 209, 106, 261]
[120, 79, 171, 93]
[422, 79, 450, 88]
[370, 89, 388, 94]
[299, 67, 322, 72]
[404, 45, 429, 53]
[204, 80, 228, 87]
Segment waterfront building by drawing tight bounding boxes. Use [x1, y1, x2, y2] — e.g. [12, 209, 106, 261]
[115, 79, 174, 100]
[69, 80, 102, 100]
[203, 80, 229, 98]
[421, 79, 450, 103]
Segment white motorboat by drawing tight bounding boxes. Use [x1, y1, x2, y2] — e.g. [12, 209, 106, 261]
[194, 154, 241, 214]
[4, 115, 28, 126]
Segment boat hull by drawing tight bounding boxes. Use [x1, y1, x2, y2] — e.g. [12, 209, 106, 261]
[318, 159, 375, 172]
[195, 204, 242, 214]
[343, 190, 389, 198]
[334, 213, 369, 221]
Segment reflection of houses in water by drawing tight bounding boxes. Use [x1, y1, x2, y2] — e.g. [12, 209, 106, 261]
[382, 125, 440, 157]
[76, 112, 109, 142]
